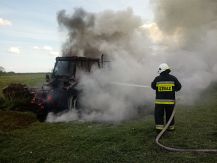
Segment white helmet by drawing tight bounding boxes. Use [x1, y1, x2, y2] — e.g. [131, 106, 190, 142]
[158, 63, 170, 74]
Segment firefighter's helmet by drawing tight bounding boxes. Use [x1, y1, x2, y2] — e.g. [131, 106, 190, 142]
[158, 63, 170, 74]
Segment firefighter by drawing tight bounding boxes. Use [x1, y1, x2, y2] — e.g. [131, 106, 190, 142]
[151, 63, 181, 132]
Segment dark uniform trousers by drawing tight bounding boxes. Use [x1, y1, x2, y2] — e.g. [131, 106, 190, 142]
[155, 104, 175, 130]
[151, 71, 182, 130]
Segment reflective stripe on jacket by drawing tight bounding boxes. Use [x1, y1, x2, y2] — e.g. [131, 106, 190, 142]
[155, 99, 175, 104]
[151, 71, 181, 103]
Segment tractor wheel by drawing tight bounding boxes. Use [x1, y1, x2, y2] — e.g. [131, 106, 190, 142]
[37, 110, 48, 122]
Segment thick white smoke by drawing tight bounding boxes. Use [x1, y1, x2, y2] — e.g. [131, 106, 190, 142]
[47, 8, 156, 122]
[152, 0, 217, 102]
[47, 1, 217, 122]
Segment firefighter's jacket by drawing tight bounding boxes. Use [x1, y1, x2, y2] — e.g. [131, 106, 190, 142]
[151, 71, 182, 104]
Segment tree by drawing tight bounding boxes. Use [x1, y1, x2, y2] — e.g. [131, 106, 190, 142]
[0, 66, 6, 75]
[0, 66, 5, 72]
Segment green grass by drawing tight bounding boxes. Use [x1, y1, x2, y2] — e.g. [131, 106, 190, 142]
[0, 74, 217, 162]
[0, 73, 45, 97]
[0, 73, 45, 110]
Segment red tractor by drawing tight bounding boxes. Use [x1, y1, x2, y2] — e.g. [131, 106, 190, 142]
[3, 55, 109, 121]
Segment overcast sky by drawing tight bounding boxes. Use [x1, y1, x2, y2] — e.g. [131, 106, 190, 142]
[0, 0, 153, 72]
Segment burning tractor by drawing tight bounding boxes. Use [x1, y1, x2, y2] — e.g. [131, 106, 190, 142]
[3, 55, 109, 122]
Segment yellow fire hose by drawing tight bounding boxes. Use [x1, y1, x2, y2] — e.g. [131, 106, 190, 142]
[155, 107, 217, 153]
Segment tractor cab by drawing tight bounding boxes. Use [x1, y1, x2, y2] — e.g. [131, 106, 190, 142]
[47, 56, 101, 82]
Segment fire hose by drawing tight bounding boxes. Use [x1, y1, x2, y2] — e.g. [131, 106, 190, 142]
[111, 81, 217, 153]
[155, 107, 217, 153]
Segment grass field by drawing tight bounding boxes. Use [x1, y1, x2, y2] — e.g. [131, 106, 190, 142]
[0, 73, 45, 96]
[0, 74, 217, 162]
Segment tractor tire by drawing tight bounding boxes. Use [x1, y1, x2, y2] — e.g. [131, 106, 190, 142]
[37, 110, 48, 122]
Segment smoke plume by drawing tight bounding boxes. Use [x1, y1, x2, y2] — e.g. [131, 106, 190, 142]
[152, 0, 217, 102]
[47, 1, 217, 122]
[47, 8, 155, 122]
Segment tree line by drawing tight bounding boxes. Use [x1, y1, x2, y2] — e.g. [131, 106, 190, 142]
[0, 66, 15, 75]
